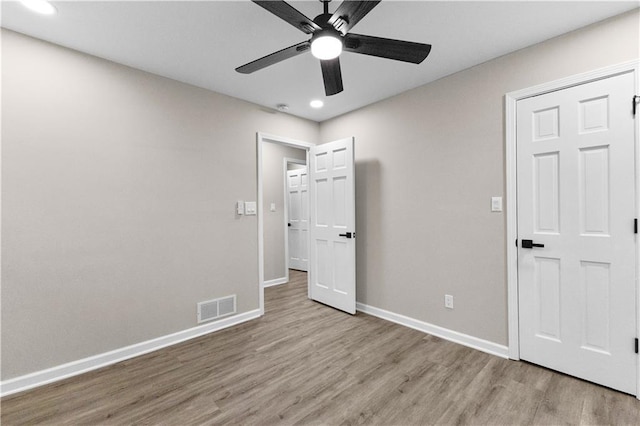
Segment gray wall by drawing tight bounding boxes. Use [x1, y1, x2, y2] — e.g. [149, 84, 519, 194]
[262, 143, 306, 281]
[320, 9, 640, 345]
[1, 29, 319, 380]
[288, 163, 306, 171]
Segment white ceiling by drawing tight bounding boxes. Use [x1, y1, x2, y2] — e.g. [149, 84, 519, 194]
[2, 1, 638, 122]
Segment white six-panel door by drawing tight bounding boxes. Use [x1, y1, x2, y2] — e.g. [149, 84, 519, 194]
[287, 168, 309, 271]
[517, 72, 636, 394]
[309, 138, 356, 314]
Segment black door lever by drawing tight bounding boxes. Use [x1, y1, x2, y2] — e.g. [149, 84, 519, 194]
[338, 232, 353, 239]
[521, 239, 544, 249]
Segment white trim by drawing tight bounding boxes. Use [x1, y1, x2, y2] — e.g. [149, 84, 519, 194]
[305, 149, 311, 300]
[505, 86, 520, 361]
[257, 133, 264, 315]
[356, 303, 509, 359]
[505, 60, 640, 397]
[258, 132, 315, 150]
[507, 60, 640, 101]
[257, 132, 313, 315]
[0, 309, 261, 398]
[264, 277, 288, 288]
[635, 65, 640, 401]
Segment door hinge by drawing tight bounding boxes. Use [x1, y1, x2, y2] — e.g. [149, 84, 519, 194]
[634, 95, 640, 116]
[635, 218, 638, 234]
[635, 338, 638, 354]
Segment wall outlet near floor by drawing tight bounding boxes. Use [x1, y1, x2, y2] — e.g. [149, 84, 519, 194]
[444, 294, 454, 309]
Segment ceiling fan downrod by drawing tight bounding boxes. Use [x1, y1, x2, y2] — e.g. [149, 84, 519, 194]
[321, 0, 331, 16]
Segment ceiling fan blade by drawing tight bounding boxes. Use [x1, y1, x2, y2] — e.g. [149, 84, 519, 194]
[252, 0, 321, 34]
[328, 0, 381, 35]
[320, 58, 343, 96]
[236, 41, 311, 74]
[344, 33, 432, 64]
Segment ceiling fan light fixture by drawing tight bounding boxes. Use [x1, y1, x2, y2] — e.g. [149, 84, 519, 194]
[237, 0, 431, 97]
[20, 0, 57, 15]
[311, 32, 343, 60]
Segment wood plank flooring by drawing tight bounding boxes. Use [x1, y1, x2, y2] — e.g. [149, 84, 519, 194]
[2, 270, 639, 425]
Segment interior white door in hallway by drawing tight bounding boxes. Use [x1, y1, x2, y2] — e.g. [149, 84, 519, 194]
[287, 167, 308, 271]
[309, 138, 356, 314]
[517, 72, 636, 394]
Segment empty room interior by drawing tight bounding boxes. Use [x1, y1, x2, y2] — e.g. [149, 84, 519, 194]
[2, 0, 640, 424]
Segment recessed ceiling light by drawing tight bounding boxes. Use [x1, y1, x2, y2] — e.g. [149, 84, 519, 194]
[310, 100, 324, 109]
[20, 0, 57, 15]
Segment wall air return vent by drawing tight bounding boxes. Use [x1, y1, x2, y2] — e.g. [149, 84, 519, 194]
[197, 295, 236, 323]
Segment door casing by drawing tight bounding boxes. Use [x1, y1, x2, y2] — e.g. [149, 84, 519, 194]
[505, 60, 640, 398]
[257, 133, 313, 315]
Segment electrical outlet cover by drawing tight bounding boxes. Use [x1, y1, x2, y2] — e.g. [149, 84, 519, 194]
[445, 294, 454, 309]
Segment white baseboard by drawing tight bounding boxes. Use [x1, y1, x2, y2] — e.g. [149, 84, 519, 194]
[1, 303, 508, 398]
[263, 277, 288, 287]
[0, 309, 261, 398]
[356, 302, 509, 359]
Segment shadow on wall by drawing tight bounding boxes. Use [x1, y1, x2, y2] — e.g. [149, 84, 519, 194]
[355, 158, 381, 305]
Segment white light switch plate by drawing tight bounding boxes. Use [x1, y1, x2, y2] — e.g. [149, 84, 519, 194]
[270, 203, 276, 212]
[491, 196, 503, 212]
[245, 201, 257, 215]
[236, 200, 244, 215]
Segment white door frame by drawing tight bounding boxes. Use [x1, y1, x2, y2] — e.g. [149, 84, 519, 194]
[505, 60, 640, 397]
[257, 132, 314, 315]
[283, 157, 307, 274]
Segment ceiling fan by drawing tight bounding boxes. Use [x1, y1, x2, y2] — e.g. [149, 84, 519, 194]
[236, 0, 432, 96]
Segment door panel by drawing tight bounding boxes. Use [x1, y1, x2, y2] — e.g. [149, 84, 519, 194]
[309, 138, 356, 314]
[517, 72, 636, 394]
[533, 152, 560, 233]
[534, 256, 561, 341]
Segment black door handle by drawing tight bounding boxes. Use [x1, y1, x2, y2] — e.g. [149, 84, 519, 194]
[338, 232, 353, 239]
[288, 223, 291, 227]
[521, 239, 544, 249]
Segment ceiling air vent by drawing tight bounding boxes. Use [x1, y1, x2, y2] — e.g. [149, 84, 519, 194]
[197, 295, 236, 323]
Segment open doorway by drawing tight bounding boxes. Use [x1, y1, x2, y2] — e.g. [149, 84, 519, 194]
[257, 133, 314, 315]
[258, 133, 357, 316]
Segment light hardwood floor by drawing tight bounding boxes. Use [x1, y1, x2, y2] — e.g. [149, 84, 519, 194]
[2, 270, 640, 425]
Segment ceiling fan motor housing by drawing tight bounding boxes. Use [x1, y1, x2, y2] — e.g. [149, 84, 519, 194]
[310, 25, 343, 45]
[314, 10, 349, 35]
